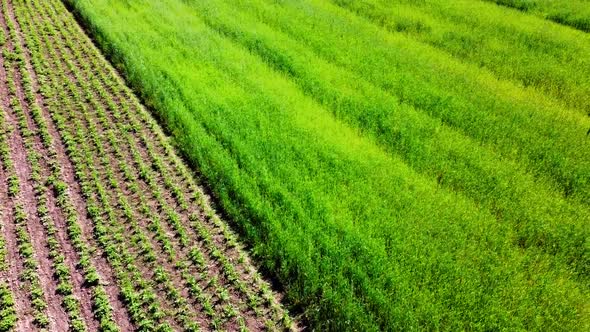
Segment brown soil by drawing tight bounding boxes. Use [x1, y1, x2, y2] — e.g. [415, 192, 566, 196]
[0, 59, 70, 332]
[0, 4, 68, 331]
[6, 1, 134, 329]
[0, 147, 35, 331]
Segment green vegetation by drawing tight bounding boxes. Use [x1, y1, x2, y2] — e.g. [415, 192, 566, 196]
[0, 107, 15, 332]
[0, 2, 50, 326]
[2, 0, 290, 329]
[64, 0, 590, 330]
[0, 284, 16, 332]
[484, 0, 590, 32]
[331, 0, 590, 114]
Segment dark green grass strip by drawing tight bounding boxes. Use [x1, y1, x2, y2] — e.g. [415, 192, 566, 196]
[482, 0, 590, 33]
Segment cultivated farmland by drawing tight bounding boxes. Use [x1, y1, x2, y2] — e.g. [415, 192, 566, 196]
[0, 0, 292, 330]
[1, 0, 589, 331]
[63, 0, 590, 331]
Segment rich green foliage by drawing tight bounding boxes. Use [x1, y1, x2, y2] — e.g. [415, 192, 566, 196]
[332, 0, 590, 114]
[484, 0, 590, 32]
[65, 0, 590, 330]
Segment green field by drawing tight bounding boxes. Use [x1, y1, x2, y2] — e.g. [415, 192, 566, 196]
[64, 0, 589, 330]
[484, 0, 590, 32]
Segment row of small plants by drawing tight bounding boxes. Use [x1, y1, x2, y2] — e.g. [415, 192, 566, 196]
[25, 0, 292, 329]
[43, 1, 291, 327]
[0, 102, 17, 332]
[0, 1, 49, 327]
[0, 32, 15, 326]
[7, 1, 122, 330]
[37, 0, 282, 326]
[17, 2, 184, 330]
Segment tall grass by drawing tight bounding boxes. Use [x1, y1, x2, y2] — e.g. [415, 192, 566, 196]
[185, 0, 589, 276]
[483, 0, 590, 32]
[64, 0, 589, 330]
[331, 0, 590, 114]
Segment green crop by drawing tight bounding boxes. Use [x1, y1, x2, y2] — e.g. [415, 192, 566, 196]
[64, 0, 590, 330]
[484, 0, 590, 32]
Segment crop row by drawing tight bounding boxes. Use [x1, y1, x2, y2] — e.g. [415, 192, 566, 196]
[39, 1, 289, 325]
[0, 69, 13, 332]
[8, 1, 125, 329]
[0, 105, 17, 332]
[15, 0, 291, 330]
[0, 1, 50, 327]
[482, 0, 590, 32]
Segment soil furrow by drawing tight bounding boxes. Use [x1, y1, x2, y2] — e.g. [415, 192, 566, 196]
[43, 6, 284, 323]
[2, 2, 103, 330]
[10, 1, 134, 329]
[24, 8, 188, 329]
